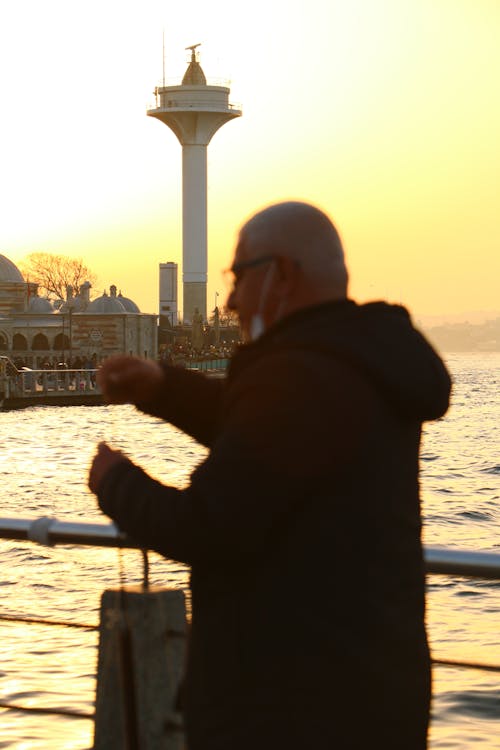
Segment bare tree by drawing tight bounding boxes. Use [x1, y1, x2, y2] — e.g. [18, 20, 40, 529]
[18, 252, 98, 300]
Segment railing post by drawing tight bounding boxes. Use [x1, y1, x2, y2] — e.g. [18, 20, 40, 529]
[0, 365, 6, 400]
[93, 587, 187, 750]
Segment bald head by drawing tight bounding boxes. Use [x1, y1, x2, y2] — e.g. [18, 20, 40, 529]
[238, 201, 348, 298]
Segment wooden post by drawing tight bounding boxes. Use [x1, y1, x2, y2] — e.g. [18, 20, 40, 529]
[93, 587, 187, 750]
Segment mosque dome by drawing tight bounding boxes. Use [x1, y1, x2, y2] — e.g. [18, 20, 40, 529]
[0, 254, 24, 283]
[117, 291, 140, 313]
[87, 291, 127, 314]
[29, 295, 54, 313]
[85, 284, 127, 313]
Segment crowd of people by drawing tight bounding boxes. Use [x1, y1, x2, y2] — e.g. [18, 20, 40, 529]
[159, 342, 238, 366]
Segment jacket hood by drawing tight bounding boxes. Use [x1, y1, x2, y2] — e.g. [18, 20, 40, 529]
[234, 300, 452, 422]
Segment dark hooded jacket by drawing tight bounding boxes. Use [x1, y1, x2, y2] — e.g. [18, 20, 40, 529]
[97, 300, 451, 750]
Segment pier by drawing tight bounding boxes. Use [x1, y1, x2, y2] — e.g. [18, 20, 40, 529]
[0, 365, 103, 409]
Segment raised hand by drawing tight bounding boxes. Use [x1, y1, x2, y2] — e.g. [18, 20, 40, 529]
[97, 355, 165, 404]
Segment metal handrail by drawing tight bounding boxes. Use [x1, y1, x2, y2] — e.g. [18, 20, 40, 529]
[424, 546, 500, 580]
[0, 514, 499, 730]
[1, 368, 100, 399]
[0, 517, 136, 548]
[0, 516, 499, 579]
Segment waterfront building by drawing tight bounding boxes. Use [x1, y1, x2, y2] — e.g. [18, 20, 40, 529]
[147, 44, 241, 324]
[0, 254, 157, 367]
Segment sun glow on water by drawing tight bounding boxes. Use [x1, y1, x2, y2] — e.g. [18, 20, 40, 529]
[0, 354, 498, 747]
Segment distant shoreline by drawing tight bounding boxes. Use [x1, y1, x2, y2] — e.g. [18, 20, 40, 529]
[419, 317, 500, 353]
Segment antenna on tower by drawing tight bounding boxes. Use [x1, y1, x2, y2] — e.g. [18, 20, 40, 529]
[162, 29, 166, 87]
[186, 43, 201, 61]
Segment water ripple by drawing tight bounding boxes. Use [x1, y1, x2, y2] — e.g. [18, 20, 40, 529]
[439, 689, 500, 720]
[0, 354, 498, 749]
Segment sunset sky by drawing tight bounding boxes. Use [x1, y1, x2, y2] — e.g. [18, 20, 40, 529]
[0, 0, 498, 322]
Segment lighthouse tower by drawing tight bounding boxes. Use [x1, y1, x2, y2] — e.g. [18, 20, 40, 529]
[148, 44, 242, 324]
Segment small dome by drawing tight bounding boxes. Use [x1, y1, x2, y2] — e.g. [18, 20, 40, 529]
[182, 47, 207, 85]
[29, 295, 54, 313]
[117, 291, 140, 313]
[0, 254, 24, 283]
[87, 291, 127, 314]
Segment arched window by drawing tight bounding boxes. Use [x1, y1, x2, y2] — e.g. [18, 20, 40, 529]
[0, 331, 8, 350]
[54, 333, 70, 351]
[13, 333, 27, 350]
[32, 333, 49, 350]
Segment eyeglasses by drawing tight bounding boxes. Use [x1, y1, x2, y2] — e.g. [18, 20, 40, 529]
[223, 255, 275, 292]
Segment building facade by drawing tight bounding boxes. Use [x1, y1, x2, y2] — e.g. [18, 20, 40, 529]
[0, 254, 157, 367]
[159, 261, 179, 327]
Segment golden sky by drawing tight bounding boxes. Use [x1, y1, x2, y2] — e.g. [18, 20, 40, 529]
[0, 0, 498, 320]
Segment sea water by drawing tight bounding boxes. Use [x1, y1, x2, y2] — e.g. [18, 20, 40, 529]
[0, 352, 498, 748]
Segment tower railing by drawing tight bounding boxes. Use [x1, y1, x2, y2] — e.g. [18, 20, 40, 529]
[153, 77, 232, 89]
[147, 100, 242, 114]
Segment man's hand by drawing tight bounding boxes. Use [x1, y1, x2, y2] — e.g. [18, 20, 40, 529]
[88, 441, 130, 494]
[97, 355, 165, 404]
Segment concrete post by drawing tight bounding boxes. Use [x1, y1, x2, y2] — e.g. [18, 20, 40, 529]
[93, 587, 187, 750]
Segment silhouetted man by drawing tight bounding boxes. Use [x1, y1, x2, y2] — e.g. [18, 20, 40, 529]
[89, 201, 451, 749]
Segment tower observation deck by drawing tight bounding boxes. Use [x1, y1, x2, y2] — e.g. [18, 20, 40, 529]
[147, 44, 242, 324]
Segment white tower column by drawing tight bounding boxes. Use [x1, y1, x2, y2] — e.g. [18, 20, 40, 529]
[147, 45, 241, 324]
[183, 144, 208, 321]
